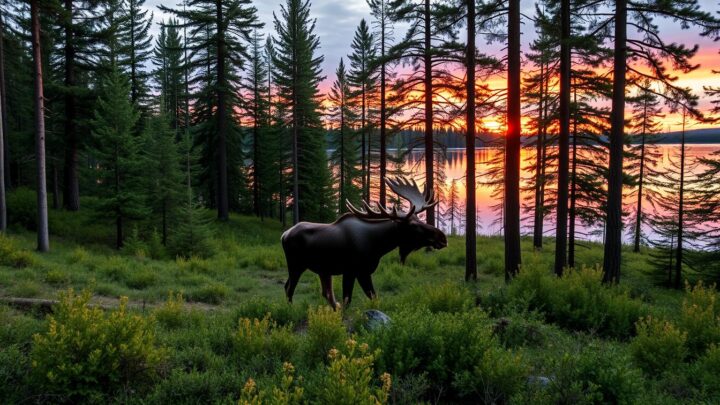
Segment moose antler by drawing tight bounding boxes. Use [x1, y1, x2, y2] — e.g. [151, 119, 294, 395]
[386, 176, 438, 214]
[346, 199, 415, 221]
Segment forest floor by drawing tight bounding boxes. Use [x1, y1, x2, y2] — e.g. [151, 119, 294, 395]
[1, 206, 718, 404]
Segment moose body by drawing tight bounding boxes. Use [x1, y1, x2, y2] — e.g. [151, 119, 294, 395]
[281, 177, 447, 308]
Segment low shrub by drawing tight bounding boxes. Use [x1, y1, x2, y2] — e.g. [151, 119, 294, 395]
[0, 345, 32, 403]
[67, 247, 89, 265]
[125, 267, 158, 289]
[366, 307, 527, 401]
[304, 305, 347, 364]
[239, 362, 304, 405]
[630, 316, 687, 374]
[235, 297, 306, 327]
[0, 234, 36, 268]
[402, 281, 473, 314]
[233, 315, 298, 372]
[677, 282, 720, 358]
[313, 339, 391, 405]
[6, 187, 37, 230]
[31, 289, 166, 401]
[189, 283, 228, 304]
[693, 344, 720, 397]
[505, 265, 645, 338]
[522, 342, 642, 404]
[154, 291, 187, 329]
[44, 267, 70, 285]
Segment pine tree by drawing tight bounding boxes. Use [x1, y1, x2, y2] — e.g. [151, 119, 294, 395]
[153, 20, 185, 131]
[272, 0, 332, 223]
[90, 66, 145, 249]
[465, 0, 476, 281]
[601, 0, 720, 283]
[241, 29, 268, 218]
[143, 105, 183, 245]
[31, 0, 49, 252]
[160, 0, 261, 220]
[368, 0, 396, 207]
[628, 84, 663, 253]
[328, 58, 361, 214]
[118, 0, 153, 109]
[347, 19, 377, 202]
[0, 6, 5, 232]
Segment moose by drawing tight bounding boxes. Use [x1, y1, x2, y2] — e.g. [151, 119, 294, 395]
[281, 176, 448, 308]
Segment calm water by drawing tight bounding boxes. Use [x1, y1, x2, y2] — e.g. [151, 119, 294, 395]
[394, 144, 720, 243]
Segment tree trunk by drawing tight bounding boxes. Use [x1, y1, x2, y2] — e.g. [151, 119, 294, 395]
[423, 0, 434, 226]
[361, 83, 367, 201]
[504, 0, 522, 281]
[31, 0, 49, 253]
[554, 0, 571, 276]
[52, 162, 59, 209]
[568, 87, 578, 267]
[0, 46, 4, 231]
[465, 0, 477, 281]
[339, 93, 346, 213]
[253, 85, 261, 218]
[215, 0, 228, 221]
[675, 109, 686, 289]
[379, 27, 387, 207]
[532, 61, 545, 249]
[633, 98, 648, 252]
[602, 0, 627, 284]
[0, 7, 9, 203]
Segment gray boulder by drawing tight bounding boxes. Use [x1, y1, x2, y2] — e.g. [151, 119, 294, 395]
[364, 309, 391, 331]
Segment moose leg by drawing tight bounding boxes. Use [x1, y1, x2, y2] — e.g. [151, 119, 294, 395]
[284, 266, 304, 303]
[342, 274, 356, 307]
[357, 274, 377, 300]
[319, 274, 338, 309]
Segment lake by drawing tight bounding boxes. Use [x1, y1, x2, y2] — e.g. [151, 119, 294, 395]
[391, 144, 720, 244]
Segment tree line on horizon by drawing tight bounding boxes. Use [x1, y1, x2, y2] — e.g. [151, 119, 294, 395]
[0, 0, 719, 286]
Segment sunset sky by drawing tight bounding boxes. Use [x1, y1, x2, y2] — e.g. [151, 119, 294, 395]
[148, 0, 720, 131]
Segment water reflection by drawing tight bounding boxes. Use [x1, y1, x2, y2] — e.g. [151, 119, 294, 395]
[401, 144, 720, 242]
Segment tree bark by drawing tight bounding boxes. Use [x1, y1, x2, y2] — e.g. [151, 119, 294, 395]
[63, 0, 79, 211]
[633, 97, 648, 252]
[532, 61, 545, 249]
[379, 21, 387, 207]
[465, 0, 477, 281]
[423, 0, 434, 226]
[505, 0, 522, 281]
[675, 109, 686, 289]
[31, 0, 49, 252]
[554, 0, 571, 276]
[568, 87, 578, 267]
[215, 0, 228, 221]
[602, 0, 627, 284]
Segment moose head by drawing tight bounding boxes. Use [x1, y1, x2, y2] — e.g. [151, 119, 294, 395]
[281, 176, 448, 308]
[346, 177, 448, 263]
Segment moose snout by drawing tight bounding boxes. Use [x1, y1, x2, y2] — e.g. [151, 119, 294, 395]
[433, 232, 448, 249]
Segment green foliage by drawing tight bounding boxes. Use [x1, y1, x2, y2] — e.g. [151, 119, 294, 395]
[522, 342, 643, 405]
[236, 297, 306, 327]
[31, 289, 165, 401]
[167, 200, 214, 259]
[693, 344, 720, 397]
[366, 307, 527, 401]
[90, 66, 146, 248]
[304, 306, 347, 364]
[239, 362, 304, 405]
[677, 282, 720, 358]
[189, 282, 228, 304]
[505, 265, 645, 338]
[402, 281, 474, 313]
[5, 187, 37, 230]
[154, 291, 188, 329]
[631, 316, 688, 373]
[233, 315, 298, 372]
[0, 233, 36, 268]
[313, 339, 391, 405]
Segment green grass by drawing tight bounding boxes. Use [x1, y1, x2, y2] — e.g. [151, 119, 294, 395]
[0, 206, 717, 404]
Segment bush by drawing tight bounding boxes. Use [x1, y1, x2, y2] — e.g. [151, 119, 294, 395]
[31, 289, 166, 401]
[366, 307, 527, 401]
[0, 345, 32, 403]
[631, 316, 687, 374]
[313, 339, 391, 405]
[0, 234, 37, 268]
[189, 283, 228, 304]
[239, 362, 304, 405]
[522, 342, 642, 405]
[505, 265, 644, 338]
[693, 344, 720, 397]
[402, 281, 473, 314]
[233, 315, 298, 372]
[6, 187, 37, 230]
[304, 306, 347, 364]
[154, 291, 187, 329]
[677, 282, 720, 358]
[236, 297, 306, 327]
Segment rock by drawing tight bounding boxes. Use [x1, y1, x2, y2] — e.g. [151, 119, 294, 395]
[527, 375, 552, 387]
[364, 309, 391, 331]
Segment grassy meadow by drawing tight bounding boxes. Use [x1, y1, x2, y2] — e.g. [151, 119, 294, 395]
[1, 204, 719, 404]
